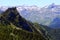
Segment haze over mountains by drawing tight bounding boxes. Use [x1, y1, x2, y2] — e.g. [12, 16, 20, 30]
[17, 3, 60, 29]
[0, 3, 60, 28]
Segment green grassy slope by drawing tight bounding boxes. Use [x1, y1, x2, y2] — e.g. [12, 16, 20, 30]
[0, 22, 46, 40]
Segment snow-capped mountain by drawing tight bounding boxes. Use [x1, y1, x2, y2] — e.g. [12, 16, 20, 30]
[17, 4, 60, 28]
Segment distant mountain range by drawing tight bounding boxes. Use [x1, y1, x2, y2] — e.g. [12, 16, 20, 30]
[16, 3, 60, 29]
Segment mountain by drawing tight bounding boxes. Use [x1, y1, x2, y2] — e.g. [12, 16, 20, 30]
[0, 7, 51, 40]
[0, 4, 60, 28]
[16, 5, 60, 40]
[0, 5, 60, 40]
[2, 8, 32, 31]
[17, 4, 60, 28]
[49, 16, 60, 28]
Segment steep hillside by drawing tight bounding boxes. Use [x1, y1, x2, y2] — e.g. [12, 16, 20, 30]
[0, 21, 46, 40]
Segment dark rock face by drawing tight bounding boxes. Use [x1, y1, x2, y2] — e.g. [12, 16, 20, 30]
[1, 7, 32, 32]
[7, 12, 16, 21]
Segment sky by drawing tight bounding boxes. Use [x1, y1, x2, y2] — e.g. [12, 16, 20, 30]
[0, 0, 60, 7]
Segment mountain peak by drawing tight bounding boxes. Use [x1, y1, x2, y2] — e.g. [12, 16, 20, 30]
[1, 7, 33, 32]
[8, 7, 16, 10]
[48, 3, 56, 9]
